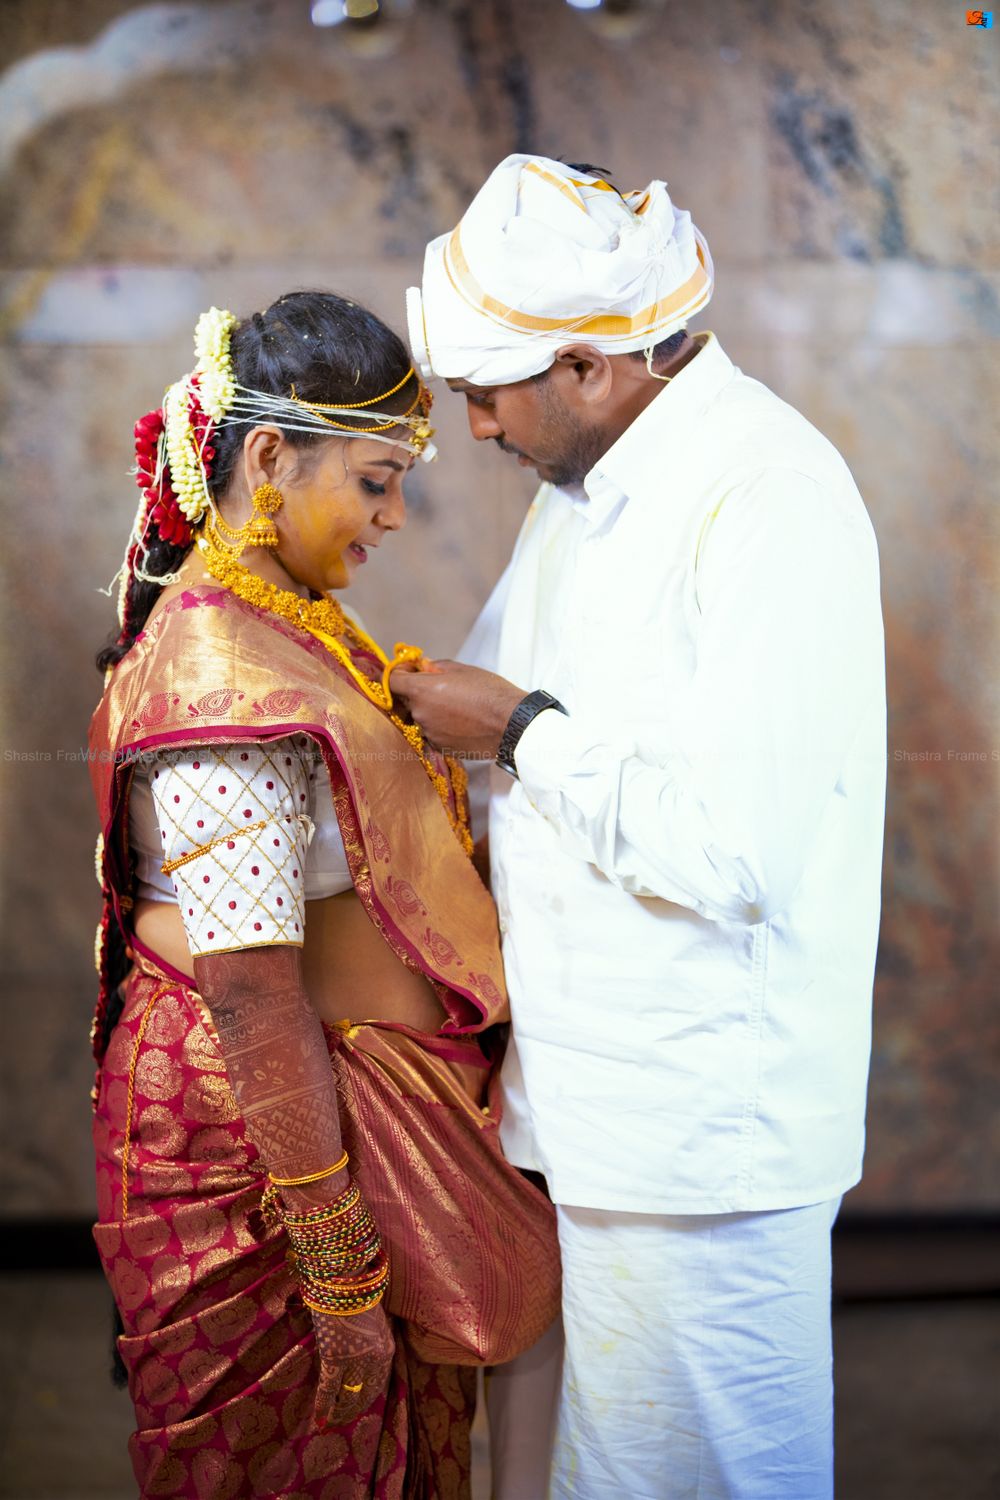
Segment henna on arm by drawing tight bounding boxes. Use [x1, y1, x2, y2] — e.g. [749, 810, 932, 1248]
[193, 943, 346, 1206]
[192, 943, 393, 1423]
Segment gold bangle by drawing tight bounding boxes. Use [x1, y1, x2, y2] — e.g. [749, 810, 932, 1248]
[269, 1151, 349, 1187]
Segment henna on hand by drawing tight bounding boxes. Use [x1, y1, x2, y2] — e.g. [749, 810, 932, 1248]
[313, 1301, 395, 1427]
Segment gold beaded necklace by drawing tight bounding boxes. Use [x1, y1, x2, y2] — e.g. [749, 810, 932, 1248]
[197, 522, 472, 855]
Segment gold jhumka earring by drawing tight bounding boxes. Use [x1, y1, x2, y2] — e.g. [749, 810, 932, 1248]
[210, 481, 283, 557]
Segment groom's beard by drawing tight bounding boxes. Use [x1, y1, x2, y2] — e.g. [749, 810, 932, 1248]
[497, 385, 607, 489]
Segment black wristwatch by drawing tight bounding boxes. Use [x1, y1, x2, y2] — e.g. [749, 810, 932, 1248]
[496, 689, 568, 779]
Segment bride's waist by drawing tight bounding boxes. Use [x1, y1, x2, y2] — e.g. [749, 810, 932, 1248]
[132, 892, 447, 1031]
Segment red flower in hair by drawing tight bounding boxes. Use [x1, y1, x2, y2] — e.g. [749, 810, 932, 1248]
[132, 374, 224, 549]
[134, 408, 164, 481]
[133, 406, 195, 547]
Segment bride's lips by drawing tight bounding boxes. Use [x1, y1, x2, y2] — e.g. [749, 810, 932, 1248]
[348, 542, 368, 563]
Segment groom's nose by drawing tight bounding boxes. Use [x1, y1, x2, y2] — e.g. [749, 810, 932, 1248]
[465, 397, 503, 442]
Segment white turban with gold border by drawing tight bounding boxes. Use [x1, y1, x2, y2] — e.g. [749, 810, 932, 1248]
[407, 154, 713, 387]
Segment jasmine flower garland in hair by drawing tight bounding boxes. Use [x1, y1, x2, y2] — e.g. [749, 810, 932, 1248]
[194, 306, 238, 420]
[164, 306, 237, 524]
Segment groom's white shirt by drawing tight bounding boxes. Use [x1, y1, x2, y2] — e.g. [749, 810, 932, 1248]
[461, 334, 886, 1213]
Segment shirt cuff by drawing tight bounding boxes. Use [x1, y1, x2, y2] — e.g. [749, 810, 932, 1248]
[512, 700, 584, 807]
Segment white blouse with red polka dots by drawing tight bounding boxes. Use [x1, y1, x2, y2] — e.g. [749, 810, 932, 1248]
[128, 737, 352, 957]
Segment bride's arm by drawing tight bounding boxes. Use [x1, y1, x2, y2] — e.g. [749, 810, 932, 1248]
[193, 944, 343, 1192]
[194, 943, 393, 1425]
[146, 737, 393, 1423]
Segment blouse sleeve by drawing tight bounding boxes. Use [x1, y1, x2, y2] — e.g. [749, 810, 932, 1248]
[146, 738, 312, 957]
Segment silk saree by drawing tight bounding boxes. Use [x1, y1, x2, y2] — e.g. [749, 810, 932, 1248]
[88, 586, 560, 1498]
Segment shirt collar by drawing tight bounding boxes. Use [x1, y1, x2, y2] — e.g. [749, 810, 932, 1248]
[578, 332, 734, 529]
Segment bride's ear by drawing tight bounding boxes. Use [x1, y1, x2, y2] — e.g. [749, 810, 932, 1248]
[241, 424, 288, 494]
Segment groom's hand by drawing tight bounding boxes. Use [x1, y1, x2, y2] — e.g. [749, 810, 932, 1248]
[392, 660, 526, 758]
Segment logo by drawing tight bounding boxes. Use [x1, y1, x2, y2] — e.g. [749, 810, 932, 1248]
[966, 9, 994, 24]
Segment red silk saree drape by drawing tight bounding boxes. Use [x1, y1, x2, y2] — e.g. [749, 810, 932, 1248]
[88, 589, 560, 1497]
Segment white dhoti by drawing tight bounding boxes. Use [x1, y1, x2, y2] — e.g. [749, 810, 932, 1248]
[490, 1198, 840, 1500]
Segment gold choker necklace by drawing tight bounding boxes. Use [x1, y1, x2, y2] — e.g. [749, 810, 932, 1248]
[197, 523, 472, 855]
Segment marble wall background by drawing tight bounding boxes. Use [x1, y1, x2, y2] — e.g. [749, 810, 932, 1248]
[1, 0, 997, 1217]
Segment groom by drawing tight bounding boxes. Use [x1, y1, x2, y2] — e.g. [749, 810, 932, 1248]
[394, 155, 886, 1500]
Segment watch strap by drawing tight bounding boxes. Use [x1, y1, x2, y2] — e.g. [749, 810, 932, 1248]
[496, 689, 568, 778]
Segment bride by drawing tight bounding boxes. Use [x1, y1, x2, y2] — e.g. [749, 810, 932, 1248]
[88, 291, 559, 1498]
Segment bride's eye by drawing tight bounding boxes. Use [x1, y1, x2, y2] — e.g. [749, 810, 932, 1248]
[361, 477, 386, 497]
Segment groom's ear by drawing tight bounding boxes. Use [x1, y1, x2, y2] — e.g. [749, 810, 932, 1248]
[550, 344, 614, 407]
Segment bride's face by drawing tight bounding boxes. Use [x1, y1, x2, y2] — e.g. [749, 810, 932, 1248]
[276, 436, 414, 593]
[225, 428, 415, 595]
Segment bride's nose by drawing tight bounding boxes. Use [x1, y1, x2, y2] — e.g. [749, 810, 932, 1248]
[376, 486, 406, 532]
